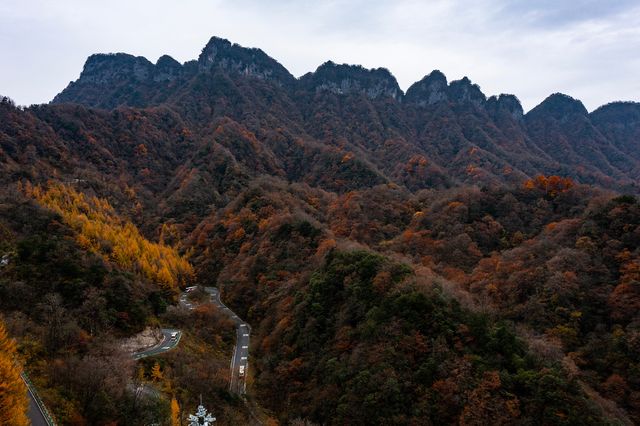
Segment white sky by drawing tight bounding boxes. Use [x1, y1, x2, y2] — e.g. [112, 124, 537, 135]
[1, 0, 639, 111]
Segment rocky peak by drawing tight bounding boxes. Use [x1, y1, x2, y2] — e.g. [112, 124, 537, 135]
[405, 71, 486, 108]
[448, 77, 486, 106]
[486, 94, 523, 120]
[591, 101, 640, 124]
[154, 55, 183, 82]
[79, 53, 155, 84]
[197, 36, 294, 85]
[301, 61, 402, 100]
[197, 37, 232, 68]
[405, 70, 449, 106]
[527, 93, 588, 121]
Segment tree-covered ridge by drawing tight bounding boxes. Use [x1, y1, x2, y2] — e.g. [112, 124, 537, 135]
[255, 250, 606, 425]
[192, 178, 638, 423]
[24, 182, 194, 291]
[48, 38, 640, 193]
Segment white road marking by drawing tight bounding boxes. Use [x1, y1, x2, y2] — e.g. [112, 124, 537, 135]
[242, 345, 248, 348]
[241, 356, 247, 360]
[243, 333, 249, 336]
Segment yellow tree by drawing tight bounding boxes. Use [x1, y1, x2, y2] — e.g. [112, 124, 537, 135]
[151, 362, 163, 382]
[0, 318, 29, 426]
[170, 397, 180, 426]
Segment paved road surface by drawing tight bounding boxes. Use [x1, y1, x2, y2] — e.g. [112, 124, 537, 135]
[181, 286, 251, 394]
[206, 287, 251, 395]
[26, 386, 49, 426]
[132, 328, 182, 360]
[22, 373, 54, 426]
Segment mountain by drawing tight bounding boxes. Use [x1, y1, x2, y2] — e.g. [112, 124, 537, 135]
[2, 36, 640, 424]
[49, 37, 640, 194]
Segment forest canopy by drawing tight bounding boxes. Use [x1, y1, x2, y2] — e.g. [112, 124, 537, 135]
[24, 182, 194, 291]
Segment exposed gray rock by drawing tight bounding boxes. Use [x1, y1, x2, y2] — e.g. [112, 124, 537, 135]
[302, 61, 402, 100]
[487, 94, 524, 120]
[405, 70, 449, 106]
[197, 36, 294, 85]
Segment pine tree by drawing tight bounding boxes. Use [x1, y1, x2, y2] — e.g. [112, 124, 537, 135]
[0, 318, 29, 426]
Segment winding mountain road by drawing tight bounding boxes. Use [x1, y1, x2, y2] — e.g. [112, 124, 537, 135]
[132, 328, 182, 360]
[207, 287, 251, 395]
[25, 286, 246, 425]
[23, 328, 182, 426]
[180, 286, 251, 395]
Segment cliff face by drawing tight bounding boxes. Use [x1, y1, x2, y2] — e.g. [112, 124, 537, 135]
[48, 36, 640, 192]
[197, 36, 295, 85]
[300, 61, 402, 100]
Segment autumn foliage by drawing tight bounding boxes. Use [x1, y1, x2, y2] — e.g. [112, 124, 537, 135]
[0, 317, 29, 426]
[523, 175, 575, 196]
[3, 44, 640, 424]
[24, 182, 194, 291]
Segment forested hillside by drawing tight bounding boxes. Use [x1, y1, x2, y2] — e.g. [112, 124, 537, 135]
[1, 36, 639, 424]
[0, 317, 29, 425]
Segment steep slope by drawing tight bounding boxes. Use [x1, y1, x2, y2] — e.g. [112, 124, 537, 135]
[49, 38, 640, 192]
[525, 94, 639, 184]
[591, 102, 640, 165]
[2, 35, 640, 424]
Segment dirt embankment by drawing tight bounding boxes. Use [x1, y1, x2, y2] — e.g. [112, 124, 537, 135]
[121, 327, 163, 353]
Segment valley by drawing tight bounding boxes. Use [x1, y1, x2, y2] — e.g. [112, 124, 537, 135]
[1, 35, 639, 425]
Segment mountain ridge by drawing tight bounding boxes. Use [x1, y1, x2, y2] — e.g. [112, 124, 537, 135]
[3, 36, 640, 425]
[2, 37, 627, 196]
[53, 36, 639, 114]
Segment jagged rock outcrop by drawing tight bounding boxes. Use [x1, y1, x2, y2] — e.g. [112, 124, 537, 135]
[300, 61, 402, 100]
[197, 36, 295, 85]
[404, 70, 449, 106]
[487, 94, 524, 120]
[449, 76, 486, 106]
[79, 53, 155, 84]
[45, 35, 640, 192]
[405, 72, 486, 107]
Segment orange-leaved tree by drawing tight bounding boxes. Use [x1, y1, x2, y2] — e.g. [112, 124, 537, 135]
[0, 318, 29, 426]
[170, 397, 180, 426]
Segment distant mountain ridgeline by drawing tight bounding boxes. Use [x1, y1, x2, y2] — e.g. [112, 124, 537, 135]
[2, 36, 640, 425]
[47, 36, 640, 193]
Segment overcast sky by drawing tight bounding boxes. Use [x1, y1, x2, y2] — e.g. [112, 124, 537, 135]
[1, 0, 639, 111]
